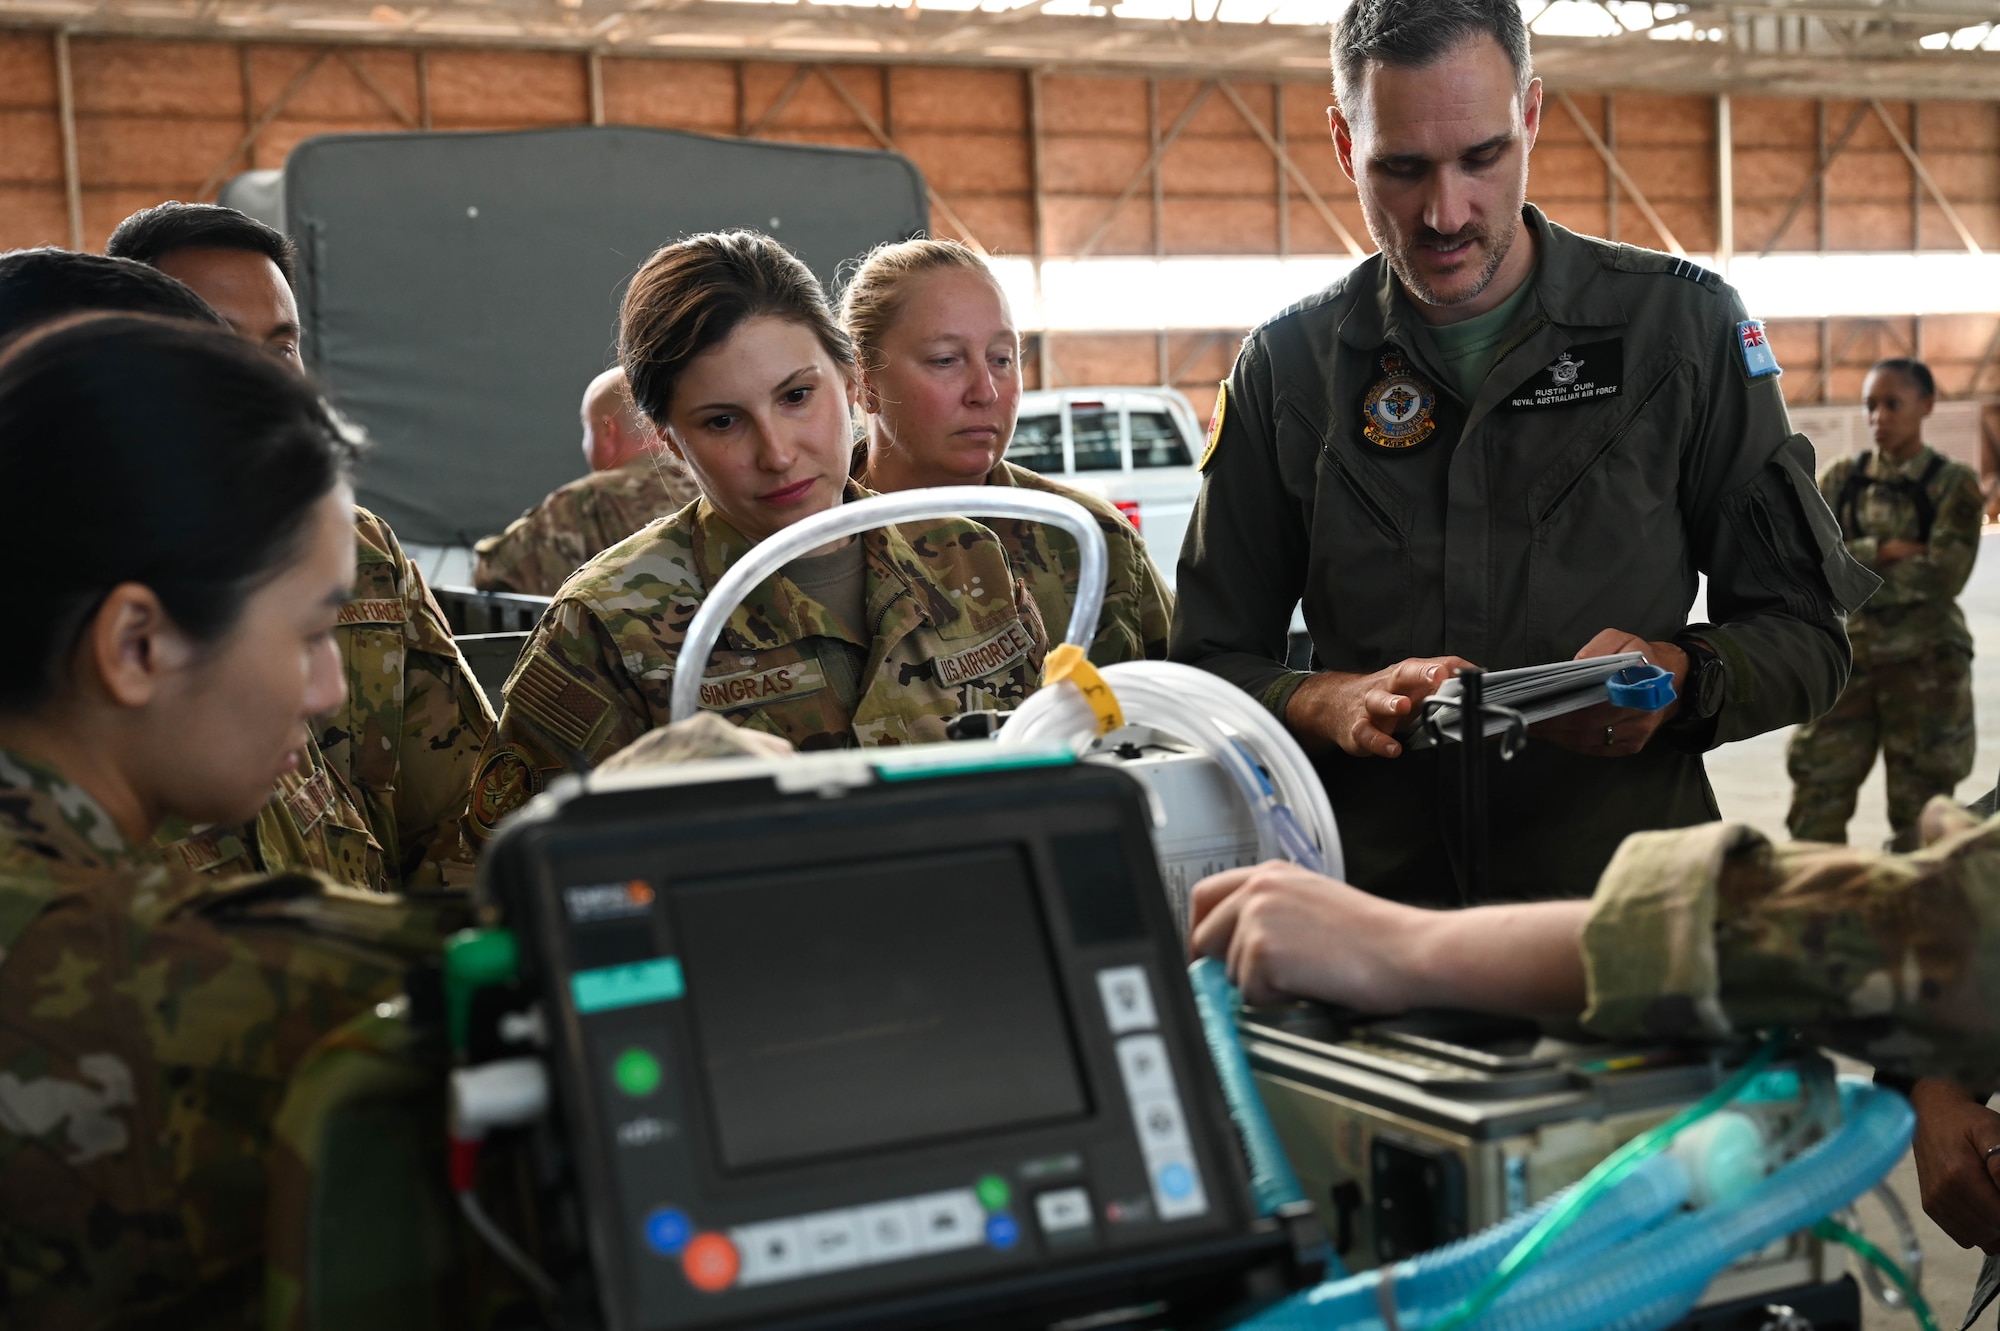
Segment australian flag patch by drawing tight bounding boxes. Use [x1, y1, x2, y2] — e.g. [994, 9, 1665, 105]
[1737, 319, 1780, 379]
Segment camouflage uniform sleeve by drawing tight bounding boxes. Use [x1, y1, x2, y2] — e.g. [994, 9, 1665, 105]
[379, 538, 495, 888]
[1012, 562, 1052, 669]
[0, 867, 439, 1325]
[1075, 518, 1160, 666]
[463, 599, 655, 848]
[1581, 809, 2000, 1083]
[1133, 546, 1175, 661]
[1880, 462, 1985, 603]
[1092, 518, 1175, 665]
[472, 489, 594, 598]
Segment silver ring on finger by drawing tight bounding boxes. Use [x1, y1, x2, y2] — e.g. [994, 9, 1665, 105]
[1604, 725, 1616, 748]
[1984, 1143, 2000, 1162]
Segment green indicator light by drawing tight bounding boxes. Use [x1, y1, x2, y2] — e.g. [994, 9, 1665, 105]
[976, 1174, 1010, 1211]
[615, 1048, 662, 1098]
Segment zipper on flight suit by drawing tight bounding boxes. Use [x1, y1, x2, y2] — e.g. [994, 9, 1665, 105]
[1531, 364, 1678, 527]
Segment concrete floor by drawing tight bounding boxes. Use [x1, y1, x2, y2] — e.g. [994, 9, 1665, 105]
[1703, 530, 2000, 1331]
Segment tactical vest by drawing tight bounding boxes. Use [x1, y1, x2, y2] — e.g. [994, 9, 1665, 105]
[1835, 450, 1948, 543]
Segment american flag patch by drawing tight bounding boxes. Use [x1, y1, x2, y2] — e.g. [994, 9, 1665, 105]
[1738, 319, 1780, 379]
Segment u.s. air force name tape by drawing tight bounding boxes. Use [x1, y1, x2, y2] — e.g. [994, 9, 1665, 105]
[936, 618, 1037, 687]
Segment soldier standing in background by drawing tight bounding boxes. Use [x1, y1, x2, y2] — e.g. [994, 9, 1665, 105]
[473, 366, 702, 596]
[1787, 357, 1984, 851]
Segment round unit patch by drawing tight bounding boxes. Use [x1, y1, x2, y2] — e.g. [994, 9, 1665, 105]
[1360, 352, 1438, 451]
[469, 745, 540, 833]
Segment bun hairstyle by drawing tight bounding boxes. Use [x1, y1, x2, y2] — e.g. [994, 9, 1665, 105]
[1869, 357, 1937, 400]
[619, 231, 854, 428]
[838, 237, 1005, 374]
[0, 313, 364, 712]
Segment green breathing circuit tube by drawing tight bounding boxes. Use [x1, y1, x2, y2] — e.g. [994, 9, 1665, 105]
[1811, 1216, 1938, 1331]
[1423, 1033, 1787, 1331]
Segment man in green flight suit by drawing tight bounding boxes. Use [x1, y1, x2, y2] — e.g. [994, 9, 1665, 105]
[1787, 357, 1984, 851]
[1170, 0, 1878, 905]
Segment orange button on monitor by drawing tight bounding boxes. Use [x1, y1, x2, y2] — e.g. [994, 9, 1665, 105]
[682, 1232, 740, 1293]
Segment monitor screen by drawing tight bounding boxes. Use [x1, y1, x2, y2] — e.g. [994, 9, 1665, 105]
[675, 846, 1090, 1172]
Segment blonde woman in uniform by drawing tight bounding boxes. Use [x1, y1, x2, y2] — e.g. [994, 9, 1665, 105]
[842, 238, 1174, 666]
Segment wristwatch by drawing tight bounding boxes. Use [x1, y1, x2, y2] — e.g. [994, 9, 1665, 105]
[1674, 634, 1728, 720]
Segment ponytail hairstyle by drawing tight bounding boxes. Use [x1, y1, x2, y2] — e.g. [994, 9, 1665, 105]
[838, 237, 1007, 374]
[0, 313, 364, 712]
[619, 231, 854, 428]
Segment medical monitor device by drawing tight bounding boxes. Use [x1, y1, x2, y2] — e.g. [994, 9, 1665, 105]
[477, 748, 1321, 1330]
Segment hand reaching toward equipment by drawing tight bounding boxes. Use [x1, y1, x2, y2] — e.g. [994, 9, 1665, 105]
[1187, 860, 1590, 1016]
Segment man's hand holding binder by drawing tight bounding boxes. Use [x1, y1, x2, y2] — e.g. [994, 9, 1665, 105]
[1528, 630, 1689, 758]
[1283, 630, 1687, 761]
[1282, 653, 1478, 759]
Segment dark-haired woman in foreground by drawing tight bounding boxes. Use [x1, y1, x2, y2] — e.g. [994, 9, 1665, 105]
[0, 314, 443, 1325]
[465, 231, 1047, 842]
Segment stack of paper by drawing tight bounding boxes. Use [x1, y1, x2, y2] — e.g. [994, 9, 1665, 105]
[1408, 652, 1652, 748]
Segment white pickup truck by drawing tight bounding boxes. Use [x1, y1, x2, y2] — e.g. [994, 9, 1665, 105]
[1007, 387, 1204, 582]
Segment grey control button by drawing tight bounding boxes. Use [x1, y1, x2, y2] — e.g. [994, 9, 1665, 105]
[907, 1190, 985, 1254]
[1035, 1187, 1093, 1236]
[856, 1201, 917, 1262]
[1133, 1095, 1190, 1152]
[1116, 1034, 1174, 1099]
[1096, 966, 1157, 1033]
[800, 1210, 863, 1274]
[733, 1218, 806, 1286]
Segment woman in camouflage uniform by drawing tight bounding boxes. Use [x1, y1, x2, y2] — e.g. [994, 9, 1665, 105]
[843, 238, 1175, 666]
[1786, 357, 1984, 851]
[465, 232, 1049, 844]
[0, 316, 443, 1325]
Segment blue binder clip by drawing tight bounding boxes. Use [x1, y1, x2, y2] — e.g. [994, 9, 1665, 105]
[1606, 663, 1676, 712]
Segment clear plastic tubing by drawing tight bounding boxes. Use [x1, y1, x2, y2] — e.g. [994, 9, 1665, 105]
[999, 659, 1344, 881]
[1227, 1079, 1912, 1331]
[1230, 1154, 1691, 1331]
[669, 487, 1108, 724]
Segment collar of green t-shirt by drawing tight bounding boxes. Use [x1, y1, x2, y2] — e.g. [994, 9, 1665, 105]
[1418, 265, 1541, 405]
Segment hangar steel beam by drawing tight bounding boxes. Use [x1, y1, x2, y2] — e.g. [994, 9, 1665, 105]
[54, 29, 82, 249]
[810, 63, 989, 254]
[1075, 82, 1215, 261]
[1868, 96, 1982, 254]
[195, 49, 328, 200]
[1555, 90, 1687, 259]
[1215, 81, 1366, 259]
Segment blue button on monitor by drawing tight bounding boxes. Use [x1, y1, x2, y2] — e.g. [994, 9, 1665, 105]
[985, 1214, 1020, 1250]
[1157, 1163, 1194, 1200]
[645, 1207, 693, 1255]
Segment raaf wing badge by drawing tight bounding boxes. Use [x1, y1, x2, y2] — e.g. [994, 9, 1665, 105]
[1199, 380, 1227, 472]
[1360, 351, 1438, 450]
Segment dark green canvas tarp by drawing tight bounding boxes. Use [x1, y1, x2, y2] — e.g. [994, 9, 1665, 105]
[274, 126, 928, 545]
